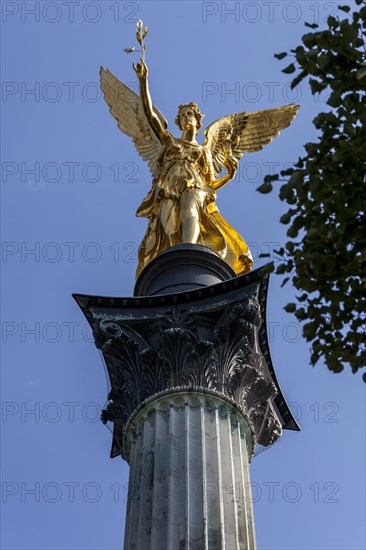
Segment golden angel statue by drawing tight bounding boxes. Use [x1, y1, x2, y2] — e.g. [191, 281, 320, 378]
[100, 27, 299, 278]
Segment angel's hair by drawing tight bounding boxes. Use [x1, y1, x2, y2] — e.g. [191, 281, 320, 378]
[175, 103, 204, 132]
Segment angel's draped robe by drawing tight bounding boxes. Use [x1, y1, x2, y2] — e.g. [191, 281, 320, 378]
[135, 134, 253, 278]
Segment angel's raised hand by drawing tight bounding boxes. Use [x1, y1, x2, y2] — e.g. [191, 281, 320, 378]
[133, 58, 148, 80]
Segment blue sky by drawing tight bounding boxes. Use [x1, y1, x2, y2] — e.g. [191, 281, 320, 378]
[1, 1, 365, 549]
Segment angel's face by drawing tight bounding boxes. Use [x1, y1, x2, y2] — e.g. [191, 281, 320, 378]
[179, 107, 198, 133]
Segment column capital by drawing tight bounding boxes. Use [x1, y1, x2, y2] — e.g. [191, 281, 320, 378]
[73, 259, 299, 460]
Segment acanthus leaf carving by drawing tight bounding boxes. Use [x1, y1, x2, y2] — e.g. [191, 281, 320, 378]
[186, 340, 218, 388]
[98, 294, 283, 454]
[158, 327, 196, 387]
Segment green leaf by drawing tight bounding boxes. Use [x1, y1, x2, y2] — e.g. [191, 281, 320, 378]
[280, 212, 293, 224]
[288, 171, 304, 186]
[262, 262, 275, 274]
[257, 182, 273, 194]
[282, 63, 296, 74]
[357, 66, 366, 80]
[303, 322, 317, 340]
[326, 356, 344, 373]
[302, 33, 317, 48]
[318, 54, 330, 69]
[295, 307, 306, 320]
[338, 5, 351, 12]
[309, 79, 326, 94]
[264, 174, 279, 183]
[327, 15, 338, 28]
[287, 226, 299, 238]
[291, 70, 307, 90]
[279, 184, 292, 201]
[284, 303, 297, 313]
[274, 52, 287, 60]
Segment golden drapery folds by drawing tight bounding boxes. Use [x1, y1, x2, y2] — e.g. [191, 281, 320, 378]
[134, 134, 254, 277]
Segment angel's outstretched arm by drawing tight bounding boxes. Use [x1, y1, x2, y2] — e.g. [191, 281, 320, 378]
[133, 59, 169, 145]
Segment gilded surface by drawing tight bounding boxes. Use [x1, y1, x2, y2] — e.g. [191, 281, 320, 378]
[100, 23, 299, 278]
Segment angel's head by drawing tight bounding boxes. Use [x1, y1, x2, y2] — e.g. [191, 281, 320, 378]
[175, 103, 204, 135]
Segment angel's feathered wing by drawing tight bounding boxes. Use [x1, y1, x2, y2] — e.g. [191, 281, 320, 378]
[100, 67, 167, 176]
[203, 104, 300, 176]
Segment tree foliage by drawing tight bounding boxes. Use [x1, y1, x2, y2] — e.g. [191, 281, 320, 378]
[259, 1, 366, 381]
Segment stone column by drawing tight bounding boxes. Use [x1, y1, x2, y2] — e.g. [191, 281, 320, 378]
[73, 244, 299, 550]
[124, 390, 256, 550]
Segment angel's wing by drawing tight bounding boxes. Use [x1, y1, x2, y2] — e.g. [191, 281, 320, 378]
[203, 104, 300, 176]
[100, 67, 168, 176]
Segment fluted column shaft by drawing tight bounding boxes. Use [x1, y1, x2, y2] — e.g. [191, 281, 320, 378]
[124, 390, 256, 550]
